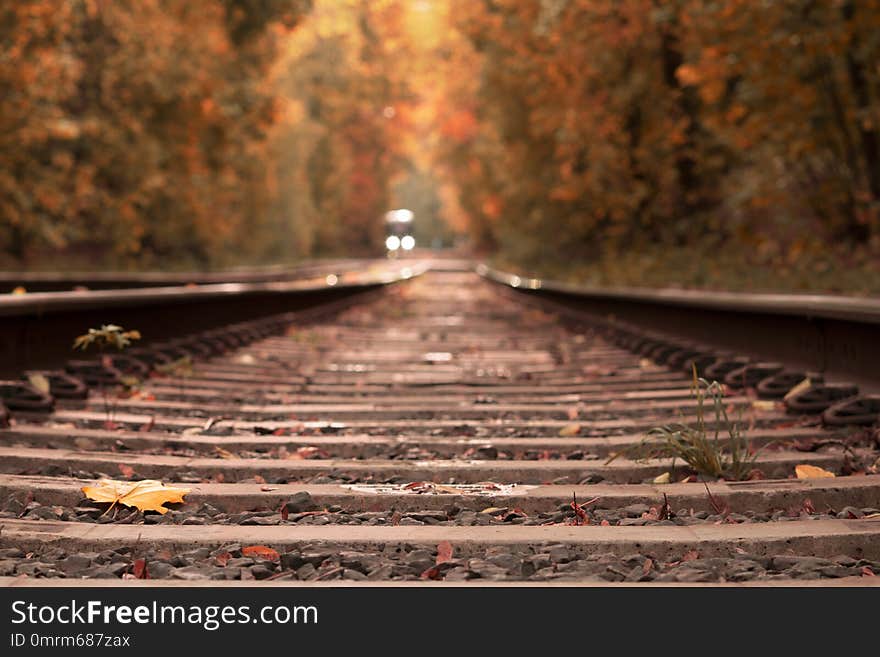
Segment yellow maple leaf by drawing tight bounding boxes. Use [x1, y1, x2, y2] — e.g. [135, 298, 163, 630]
[82, 479, 190, 514]
[794, 464, 836, 479]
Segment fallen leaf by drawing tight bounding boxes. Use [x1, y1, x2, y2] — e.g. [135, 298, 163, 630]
[117, 464, 135, 479]
[795, 464, 836, 479]
[242, 545, 280, 562]
[420, 566, 442, 580]
[558, 423, 581, 437]
[480, 506, 507, 515]
[11, 286, 26, 295]
[261, 485, 279, 492]
[214, 552, 231, 566]
[82, 479, 190, 514]
[861, 566, 876, 577]
[214, 446, 235, 459]
[751, 400, 777, 412]
[653, 472, 671, 484]
[681, 550, 700, 562]
[436, 541, 453, 564]
[287, 446, 329, 460]
[132, 558, 149, 579]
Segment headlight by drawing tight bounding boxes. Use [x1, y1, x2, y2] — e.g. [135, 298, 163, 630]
[385, 235, 401, 250]
[401, 235, 415, 251]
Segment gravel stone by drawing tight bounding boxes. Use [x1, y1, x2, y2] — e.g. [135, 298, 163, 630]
[57, 554, 93, 574]
[342, 568, 368, 580]
[296, 563, 317, 580]
[250, 565, 275, 580]
[284, 492, 318, 513]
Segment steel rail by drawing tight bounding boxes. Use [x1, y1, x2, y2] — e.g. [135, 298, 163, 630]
[0, 261, 429, 376]
[0, 258, 377, 291]
[478, 264, 880, 394]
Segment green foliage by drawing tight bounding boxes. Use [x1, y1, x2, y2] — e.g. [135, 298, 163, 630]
[609, 368, 758, 481]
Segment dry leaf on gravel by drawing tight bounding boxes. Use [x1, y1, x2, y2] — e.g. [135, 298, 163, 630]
[242, 545, 280, 562]
[558, 423, 581, 437]
[131, 558, 149, 579]
[436, 541, 453, 564]
[81, 479, 190, 514]
[653, 472, 671, 484]
[795, 464, 836, 479]
[287, 446, 329, 460]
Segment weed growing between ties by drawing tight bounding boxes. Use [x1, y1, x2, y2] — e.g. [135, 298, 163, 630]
[73, 324, 141, 428]
[608, 366, 758, 481]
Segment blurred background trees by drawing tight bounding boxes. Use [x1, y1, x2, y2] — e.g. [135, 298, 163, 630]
[437, 0, 880, 291]
[2, 0, 879, 291]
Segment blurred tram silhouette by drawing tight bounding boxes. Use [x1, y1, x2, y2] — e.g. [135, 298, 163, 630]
[385, 209, 415, 257]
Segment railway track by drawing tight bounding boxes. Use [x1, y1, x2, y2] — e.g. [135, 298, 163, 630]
[1, 263, 879, 586]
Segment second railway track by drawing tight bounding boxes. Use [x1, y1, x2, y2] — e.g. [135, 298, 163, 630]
[1, 264, 879, 586]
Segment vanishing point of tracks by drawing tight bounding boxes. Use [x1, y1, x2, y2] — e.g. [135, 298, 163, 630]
[1, 262, 879, 586]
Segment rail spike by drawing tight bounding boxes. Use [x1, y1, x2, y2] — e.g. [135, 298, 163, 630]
[0, 380, 55, 412]
[822, 395, 880, 427]
[22, 370, 88, 400]
[784, 382, 860, 414]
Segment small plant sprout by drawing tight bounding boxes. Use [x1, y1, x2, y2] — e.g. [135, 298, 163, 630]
[73, 324, 141, 352]
[72, 324, 141, 429]
[607, 365, 758, 481]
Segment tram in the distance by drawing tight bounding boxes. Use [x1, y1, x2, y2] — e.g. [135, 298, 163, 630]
[385, 209, 415, 255]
